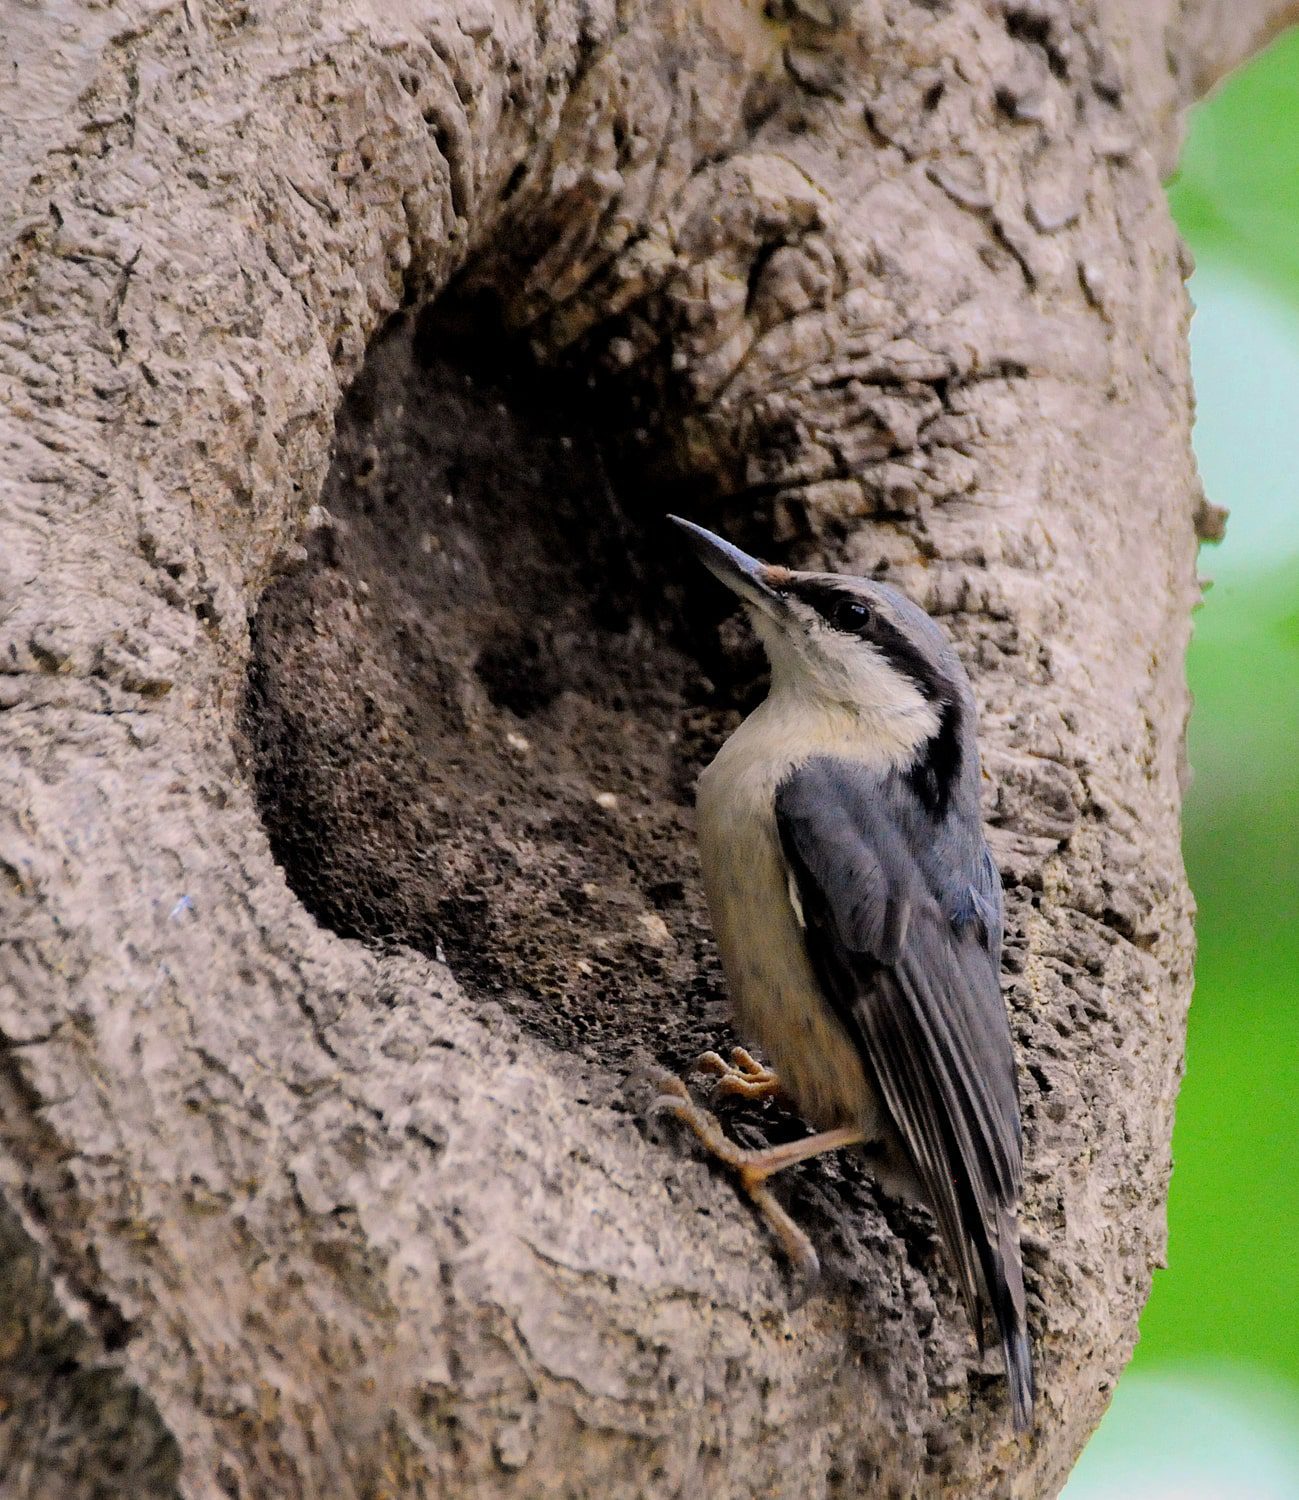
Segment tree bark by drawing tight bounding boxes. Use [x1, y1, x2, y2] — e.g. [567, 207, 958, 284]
[0, 2, 1287, 1496]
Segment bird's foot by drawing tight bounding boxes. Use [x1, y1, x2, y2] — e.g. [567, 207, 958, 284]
[647, 1071, 865, 1283]
[694, 1045, 786, 1103]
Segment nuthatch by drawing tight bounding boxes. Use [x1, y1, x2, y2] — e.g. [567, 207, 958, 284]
[653, 517, 1033, 1430]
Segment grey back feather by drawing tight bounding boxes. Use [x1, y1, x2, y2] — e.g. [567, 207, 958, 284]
[775, 756, 1034, 1428]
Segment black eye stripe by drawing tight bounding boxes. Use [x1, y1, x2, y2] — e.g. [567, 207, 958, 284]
[790, 580, 950, 704]
[792, 582, 873, 634]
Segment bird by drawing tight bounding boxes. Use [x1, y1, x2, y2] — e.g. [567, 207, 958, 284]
[651, 515, 1034, 1431]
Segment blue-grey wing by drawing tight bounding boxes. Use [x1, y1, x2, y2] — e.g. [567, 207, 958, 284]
[775, 756, 1031, 1420]
[969, 842, 1004, 977]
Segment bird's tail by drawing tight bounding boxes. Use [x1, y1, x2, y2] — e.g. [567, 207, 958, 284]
[1000, 1314, 1035, 1434]
[988, 1205, 1035, 1433]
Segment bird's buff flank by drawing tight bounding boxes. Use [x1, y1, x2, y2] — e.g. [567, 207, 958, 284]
[650, 517, 1034, 1432]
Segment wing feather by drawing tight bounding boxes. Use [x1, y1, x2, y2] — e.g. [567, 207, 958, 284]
[775, 756, 1033, 1426]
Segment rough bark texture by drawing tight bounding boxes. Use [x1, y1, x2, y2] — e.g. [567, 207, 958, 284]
[0, 2, 1289, 1496]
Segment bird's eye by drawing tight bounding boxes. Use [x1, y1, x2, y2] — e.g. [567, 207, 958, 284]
[830, 598, 871, 632]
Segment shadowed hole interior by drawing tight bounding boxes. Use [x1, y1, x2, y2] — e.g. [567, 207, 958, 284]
[243, 301, 773, 1074]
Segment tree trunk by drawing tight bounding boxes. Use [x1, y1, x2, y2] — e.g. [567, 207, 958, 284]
[0, 3, 1290, 1496]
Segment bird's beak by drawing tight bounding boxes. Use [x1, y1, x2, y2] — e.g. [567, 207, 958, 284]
[669, 516, 788, 617]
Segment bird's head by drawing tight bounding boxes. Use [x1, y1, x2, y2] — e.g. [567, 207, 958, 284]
[671, 516, 967, 744]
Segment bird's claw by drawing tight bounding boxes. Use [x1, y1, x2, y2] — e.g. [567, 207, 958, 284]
[695, 1046, 784, 1103]
[645, 1066, 823, 1286]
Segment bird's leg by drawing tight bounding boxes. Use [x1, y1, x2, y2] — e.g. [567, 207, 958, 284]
[648, 1072, 864, 1280]
[695, 1045, 787, 1103]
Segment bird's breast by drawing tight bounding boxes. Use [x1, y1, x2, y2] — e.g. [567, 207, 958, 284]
[696, 737, 877, 1134]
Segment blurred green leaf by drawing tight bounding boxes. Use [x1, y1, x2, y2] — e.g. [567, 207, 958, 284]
[1169, 27, 1299, 304]
[1136, 555, 1299, 1382]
